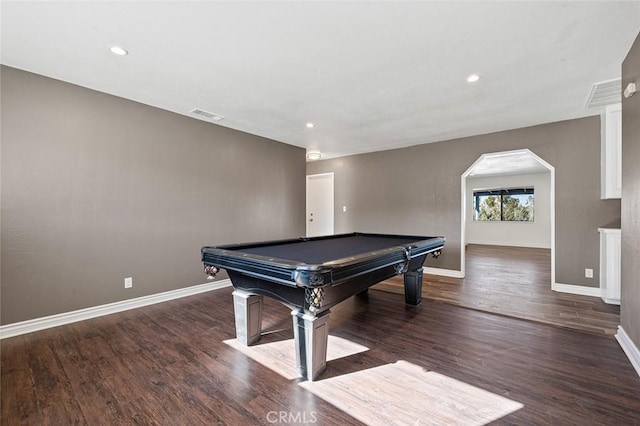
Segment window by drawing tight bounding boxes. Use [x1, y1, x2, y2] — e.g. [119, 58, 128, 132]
[473, 188, 534, 222]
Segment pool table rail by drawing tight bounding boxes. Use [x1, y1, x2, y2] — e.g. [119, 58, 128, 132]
[201, 232, 445, 288]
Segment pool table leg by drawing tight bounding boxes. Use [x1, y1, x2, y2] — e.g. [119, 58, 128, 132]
[292, 309, 331, 381]
[232, 290, 263, 346]
[404, 267, 424, 305]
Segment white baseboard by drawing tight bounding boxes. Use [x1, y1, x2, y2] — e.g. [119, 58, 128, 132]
[0, 279, 232, 339]
[423, 267, 465, 279]
[552, 282, 602, 297]
[601, 296, 621, 305]
[616, 325, 640, 378]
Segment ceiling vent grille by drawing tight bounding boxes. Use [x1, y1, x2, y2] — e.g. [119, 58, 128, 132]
[189, 108, 224, 121]
[585, 79, 621, 108]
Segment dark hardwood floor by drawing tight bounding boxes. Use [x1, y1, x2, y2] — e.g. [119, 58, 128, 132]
[2, 285, 639, 425]
[375, 244, 621, 335]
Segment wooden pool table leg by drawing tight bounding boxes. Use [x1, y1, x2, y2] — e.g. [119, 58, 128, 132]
[404, 267, 424, 305]
[291, 309, 331, 381]
[232, 290, 263, 345]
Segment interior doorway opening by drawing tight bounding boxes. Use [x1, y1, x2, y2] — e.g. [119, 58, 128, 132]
[460, 149, 555, 286]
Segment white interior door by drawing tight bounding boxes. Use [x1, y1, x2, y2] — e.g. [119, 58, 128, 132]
[306, 173, 334, 237]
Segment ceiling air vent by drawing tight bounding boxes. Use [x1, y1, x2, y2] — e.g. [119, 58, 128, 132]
[189, 108, 224, 121]
[585, 79, 621, 108]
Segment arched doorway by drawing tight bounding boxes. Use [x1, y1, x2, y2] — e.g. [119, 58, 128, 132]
[460, 149, 555, 287]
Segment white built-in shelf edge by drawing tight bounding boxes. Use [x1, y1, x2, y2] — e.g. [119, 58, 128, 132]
[598, 228, 621, 305]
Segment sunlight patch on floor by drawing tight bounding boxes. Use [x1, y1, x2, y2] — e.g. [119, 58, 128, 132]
[224, 335, 369, 380]
[300, 360, 523, 426]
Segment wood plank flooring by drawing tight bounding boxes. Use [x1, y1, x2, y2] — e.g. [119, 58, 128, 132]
[2, 285, 639, 424]
[375, 244, 621, 335]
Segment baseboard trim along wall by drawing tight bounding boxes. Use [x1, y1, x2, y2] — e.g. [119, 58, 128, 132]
[552, 282, 602, 297]
[0, 279, 232, 339]
[616, 326, 640, 378]
[422, 267, 465, 279]
[2, 277, 606, 339]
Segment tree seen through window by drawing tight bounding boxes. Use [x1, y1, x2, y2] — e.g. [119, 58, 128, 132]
[473, 188, 534, 222]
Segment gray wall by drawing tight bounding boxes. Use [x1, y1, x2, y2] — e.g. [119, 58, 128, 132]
[621, 32, 640, 347]
[307, 117, 621, 286]
[1, 66, 306, 325]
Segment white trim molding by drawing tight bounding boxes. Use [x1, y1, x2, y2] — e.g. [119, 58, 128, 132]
[422, 267, 465, 279]
[0, 280, 231, 339]
[598, 228, 621, 305]
[552, 282, 602, 297]
[616, 326, 640, 377]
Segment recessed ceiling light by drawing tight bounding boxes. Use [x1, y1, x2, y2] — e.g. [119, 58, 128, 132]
[306, 151, 322, 160]
[467, 74, 480, 83]
[306, 122, 314, 128]
[110, 46, 129, 56]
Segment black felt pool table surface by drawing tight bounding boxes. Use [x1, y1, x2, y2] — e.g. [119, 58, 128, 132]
[231, 234, 428, 264]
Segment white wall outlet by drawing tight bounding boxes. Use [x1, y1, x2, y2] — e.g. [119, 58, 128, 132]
[124, 277, 133, 288]
[585, 268, 593, 278]
[342, 205, 347, 212]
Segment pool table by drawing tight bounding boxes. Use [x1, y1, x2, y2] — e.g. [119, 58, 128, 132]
[201, 232, 445, 381]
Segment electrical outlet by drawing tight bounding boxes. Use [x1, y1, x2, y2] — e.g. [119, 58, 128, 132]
[124, 277, 133, 288]
[585, 268, 593, 278]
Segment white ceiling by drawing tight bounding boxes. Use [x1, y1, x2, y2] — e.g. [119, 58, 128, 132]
[2, 2, 639, 160]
